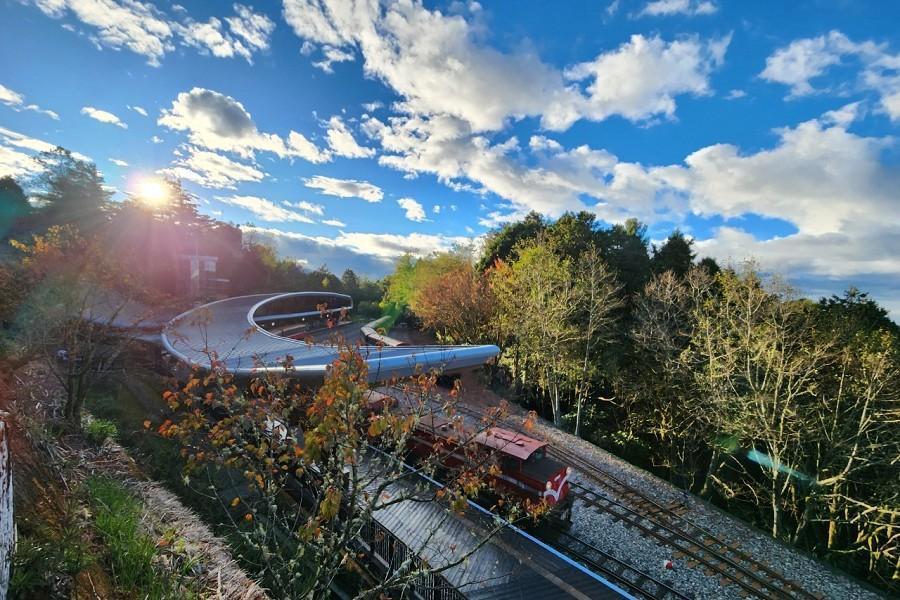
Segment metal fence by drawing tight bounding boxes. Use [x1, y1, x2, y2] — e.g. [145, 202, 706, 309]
[356, 517, 467, 600]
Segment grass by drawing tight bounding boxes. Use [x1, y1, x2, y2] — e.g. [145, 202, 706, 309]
[85, 476, 194, 599]
[84, 417, 117, 446]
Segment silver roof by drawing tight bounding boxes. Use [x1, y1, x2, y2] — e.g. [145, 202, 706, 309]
[161, 292, 501, 382]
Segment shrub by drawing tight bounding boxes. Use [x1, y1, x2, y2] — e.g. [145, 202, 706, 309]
[84, 418, 117, 446]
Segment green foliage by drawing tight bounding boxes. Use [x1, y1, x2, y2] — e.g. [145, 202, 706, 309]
[84, 418, 118, 446]
[86, 477, 157, 591]
[477, 211, 546, 270]
[85, 477, 193, 598]
[9, 502, 95, 598]
[0, 175, 29, 236]
[651, 230, 695, 278]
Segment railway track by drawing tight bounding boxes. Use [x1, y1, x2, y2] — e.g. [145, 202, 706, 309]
[555, 530, 689, 600]
[552, 446, 822, 600]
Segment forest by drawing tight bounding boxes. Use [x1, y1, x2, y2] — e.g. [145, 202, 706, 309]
[383, 211, 900, 592]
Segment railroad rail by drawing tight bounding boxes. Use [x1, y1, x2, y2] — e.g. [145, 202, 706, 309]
[555, 530, 688, 600]
[552, 446, 822, 600]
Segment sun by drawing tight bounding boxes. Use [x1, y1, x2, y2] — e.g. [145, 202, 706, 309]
[136, 177, 169, 206]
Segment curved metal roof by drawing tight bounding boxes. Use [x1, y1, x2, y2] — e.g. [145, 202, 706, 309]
[161, 292, 501, 383]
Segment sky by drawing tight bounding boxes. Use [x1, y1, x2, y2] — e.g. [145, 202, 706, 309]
[1, 0, 899, 318]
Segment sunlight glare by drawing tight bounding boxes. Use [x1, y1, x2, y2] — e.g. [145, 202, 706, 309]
[136, 177, 168, 206]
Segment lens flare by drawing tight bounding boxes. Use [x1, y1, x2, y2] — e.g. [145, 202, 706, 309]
[136, 177, 168, 206]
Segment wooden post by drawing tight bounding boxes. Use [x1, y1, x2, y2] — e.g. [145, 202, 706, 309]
[0, 420, 12, 600]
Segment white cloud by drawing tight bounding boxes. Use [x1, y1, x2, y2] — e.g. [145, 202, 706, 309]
[725, 89, 747, 100]
[303, 175, 383, 202]
[128, 105, 148, 116]
[31, 0, 176, 66]
[397, 197, 426, 222]
[563, 34, 730, 125]
[312, 45, 355, 72]
[321, 218, 346, 227]
[225, 3, 276, 52]
[216, 194, 314, 223]
[637, 0, 717, 17]
[760, 30, 897, 109]
[282, 0, 724, 132]
[27, 1, 272, 66]
[109, 158, 128, 167]
[284, 200, 325, 215]
[0, 84, 23, 106]
[178, 5, 273, 64]
[432, 204, 441, 214]
[158, 87, 330, 161]
[81, 106, 127, 128]
[0, 83, 59, 119]
[150, 135, 163, 143]
[0, 126, 90, 178]
[326, 116, 375, 158]
[157, 146, 264, 189]
[243, 225, 476, 275]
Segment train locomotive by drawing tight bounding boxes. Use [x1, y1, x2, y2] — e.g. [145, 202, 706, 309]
[366, 390, 573, 522]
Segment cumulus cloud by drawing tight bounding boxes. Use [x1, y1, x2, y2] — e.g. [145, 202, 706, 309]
[242, 225, 475, 276]
[760, 30, 900, 117]
[637, 0, 717, 17]
[282, 0, 725, 131]
[0, 83, 59, 119]
[397, 197, 426, 222]
[157, 146, 265, 188]
[81, 106, 127, 128]
[303, 175, 383, 202]
[216, 195, 315, 223]
[158, 87, 330, 162]
[326, 116, 375, 158]
[563, 34, 730, 125]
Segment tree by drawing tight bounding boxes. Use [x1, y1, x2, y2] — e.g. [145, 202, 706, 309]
[686, 265, 831, 537]
[414, 264, 498, 344]
[10, 226, 148, 425]
[159, 345, 544, 599]
[30, 148, 111, 230]
[0, 175, 29, 235]
[651, 230, 695, 278]
[546, 211, 600, 262]
[571, 248, 622, 437]
[340, 268, 360, 294]
[616, 268, 713, 488]
[477, 211, 546, 271]
[493, 242, 582, 427]
[597, 218, 651, 298]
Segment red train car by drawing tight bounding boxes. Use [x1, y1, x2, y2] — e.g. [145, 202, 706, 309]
[366, 390, 572, 521]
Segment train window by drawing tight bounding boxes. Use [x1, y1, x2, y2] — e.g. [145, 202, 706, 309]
[502, 456, 519, 472]
[526, 449, 545, 463]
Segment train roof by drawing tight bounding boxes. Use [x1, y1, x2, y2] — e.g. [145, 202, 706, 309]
[475, 427, 548, 461]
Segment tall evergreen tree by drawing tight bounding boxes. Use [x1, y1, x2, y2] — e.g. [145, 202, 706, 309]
[651, 230, 696, 278]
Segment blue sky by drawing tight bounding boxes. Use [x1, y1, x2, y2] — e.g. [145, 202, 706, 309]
[1, 0, 899, 317]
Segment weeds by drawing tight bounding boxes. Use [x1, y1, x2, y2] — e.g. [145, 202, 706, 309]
[84, 417, 117, 446]
[85, 477, 194, 599]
